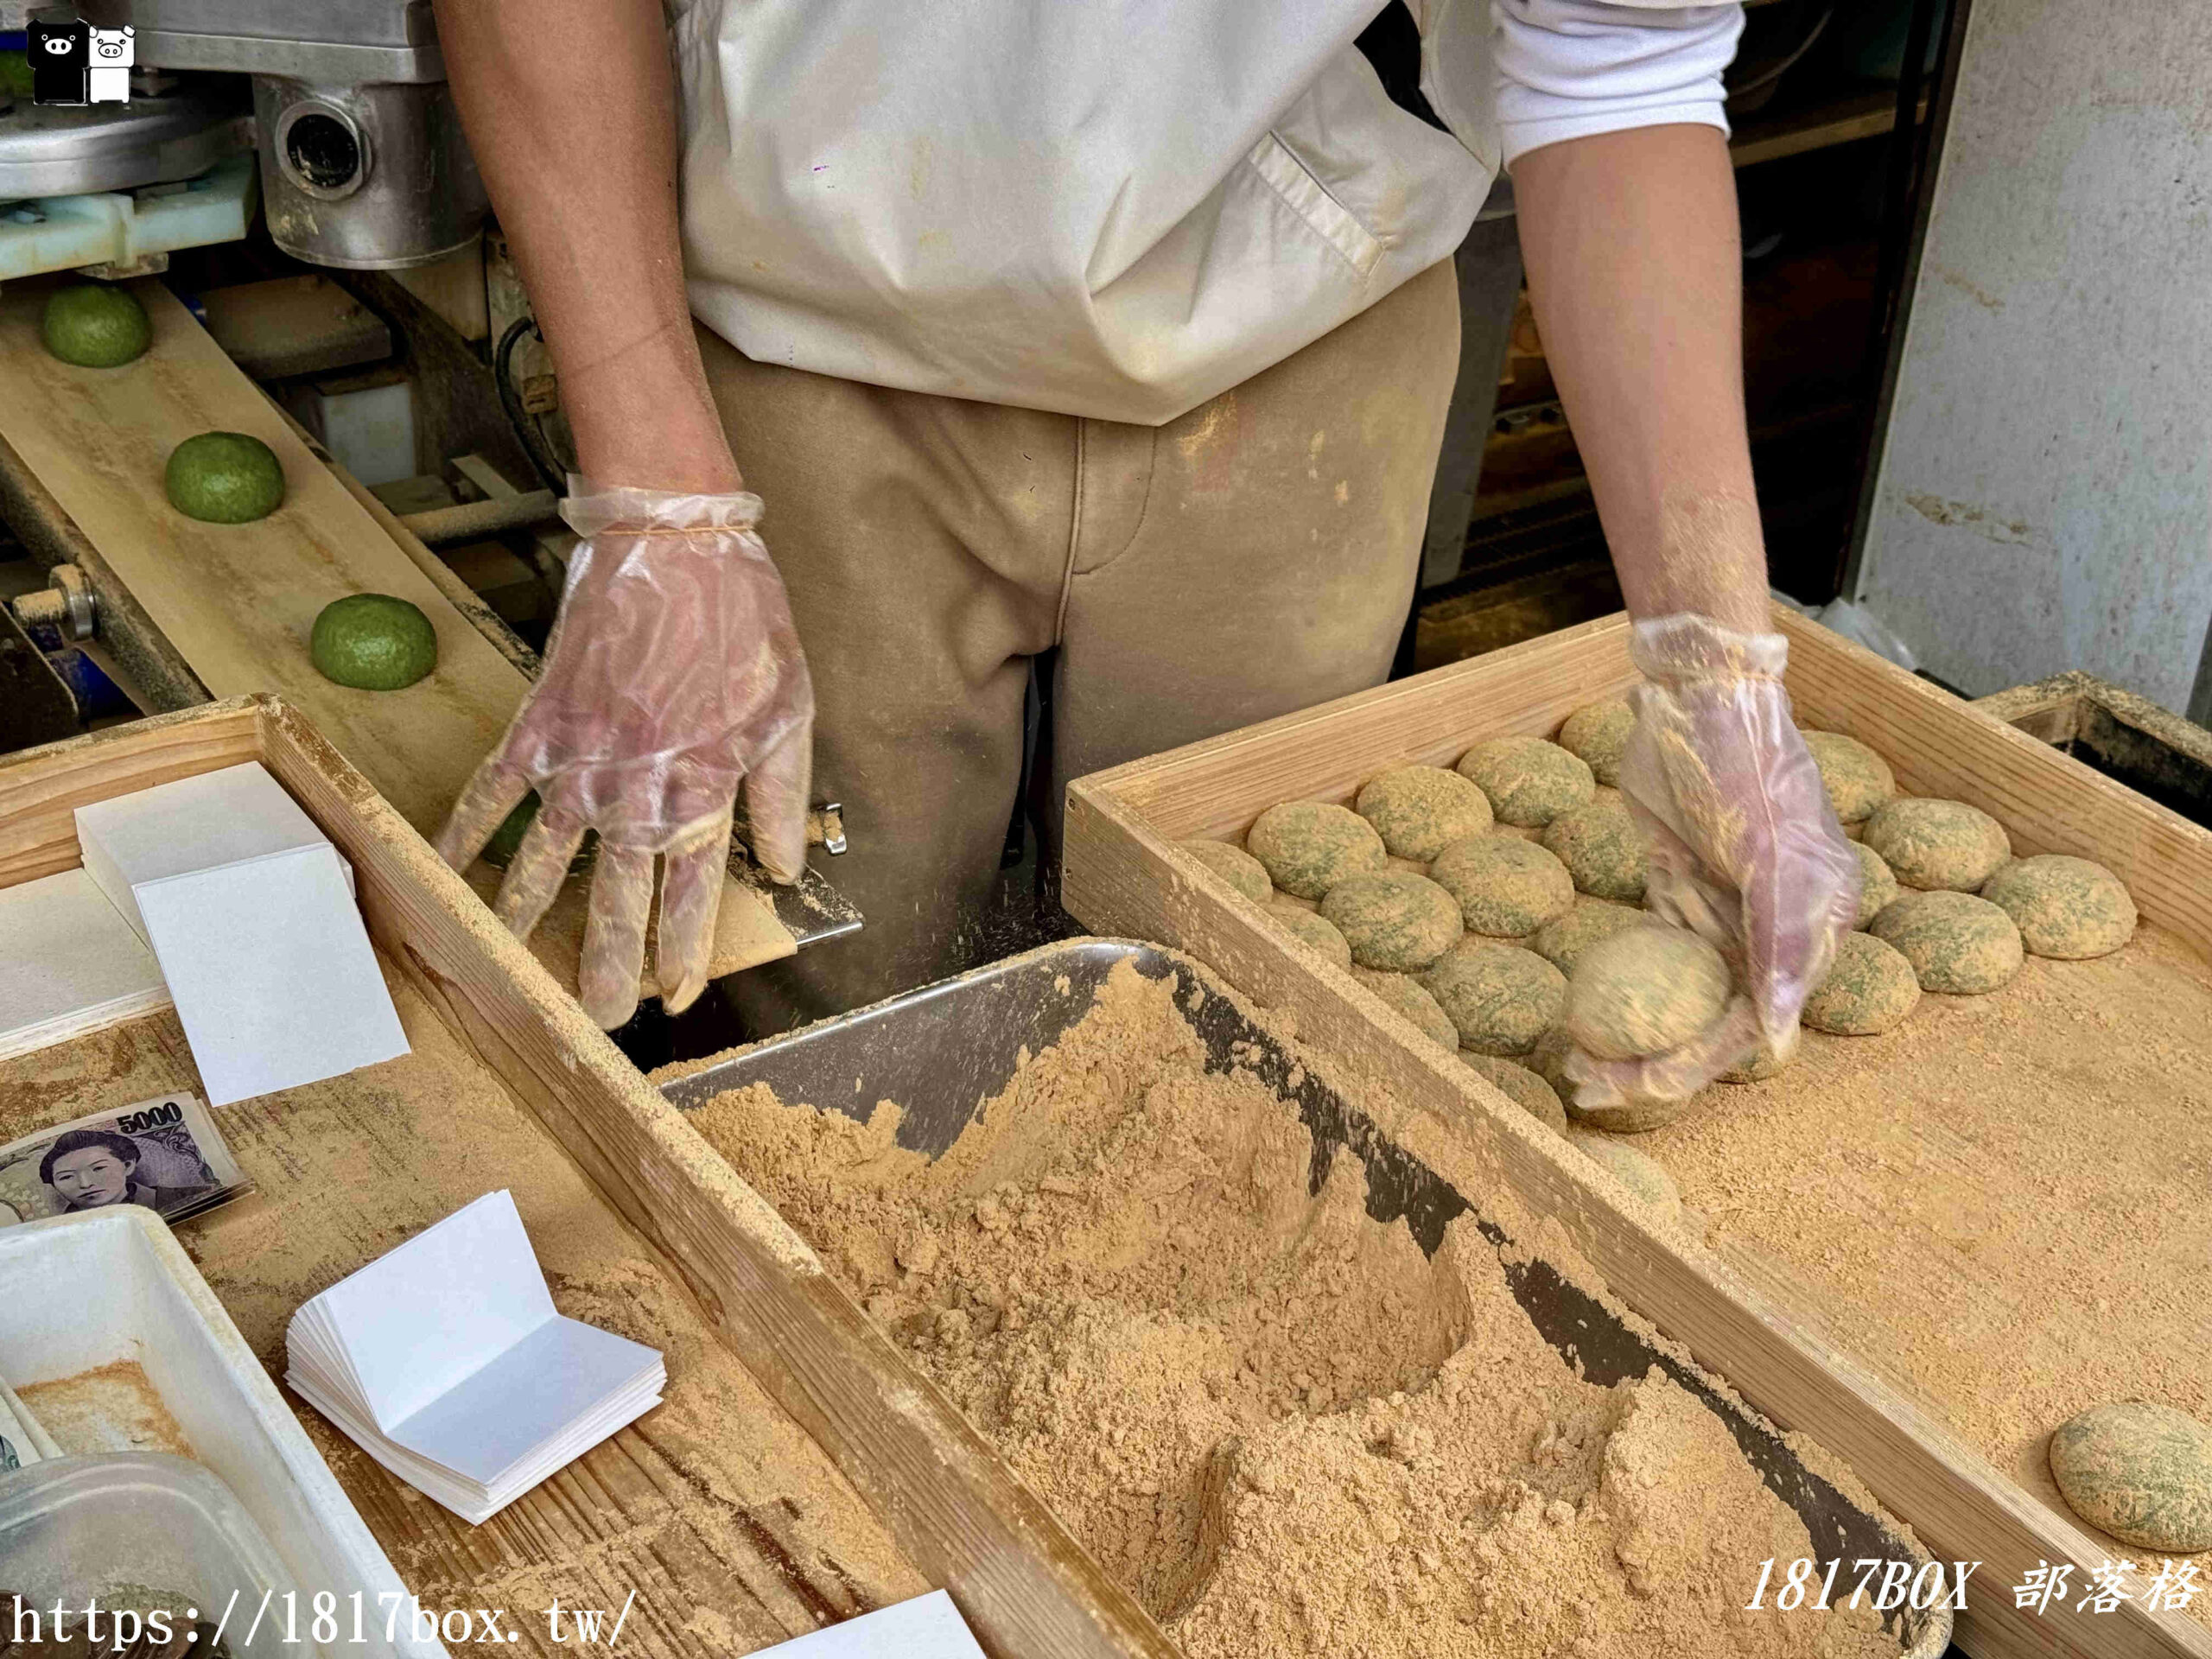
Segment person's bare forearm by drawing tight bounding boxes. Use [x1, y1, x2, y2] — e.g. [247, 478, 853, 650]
[1512, 124, 1767, 635]
[434, 0, 740, 494]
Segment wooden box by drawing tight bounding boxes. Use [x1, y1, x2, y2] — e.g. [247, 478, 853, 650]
[1065, 611, 2212, 1659]
[1977, 671, 2212, 830]
[0, 697, 1176, 1659]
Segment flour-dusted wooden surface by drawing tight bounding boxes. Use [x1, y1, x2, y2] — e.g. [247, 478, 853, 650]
[0, 698, 1184, 1659]
[0, 986, 925, 1657]
[1063, 609, 2212, 1659]
[0, 279, 794, 988]
[1853, 2, 2212, 718]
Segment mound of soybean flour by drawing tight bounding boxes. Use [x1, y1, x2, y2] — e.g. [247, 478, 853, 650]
[690, 963, 1896, 1657]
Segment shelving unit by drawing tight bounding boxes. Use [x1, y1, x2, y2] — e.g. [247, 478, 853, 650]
[1730, 88, 1917, 168]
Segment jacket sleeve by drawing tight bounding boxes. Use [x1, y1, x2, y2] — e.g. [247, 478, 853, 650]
[1494, 0, 1745, 168]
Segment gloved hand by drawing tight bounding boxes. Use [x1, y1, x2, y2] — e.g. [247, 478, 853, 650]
[1565, 613, 1859, 1109]
[436, 477, 814, 1030]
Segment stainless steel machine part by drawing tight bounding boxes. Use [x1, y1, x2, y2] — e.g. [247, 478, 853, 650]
[657, 936, 1952, 1659]
[79, 0, 444, 81]
[0, 77, 250, 197]
[56, 0, 486, 269]
[250, 74, 483, 269]
[10, 562, 95, 639]
[762, 867, 863, 951]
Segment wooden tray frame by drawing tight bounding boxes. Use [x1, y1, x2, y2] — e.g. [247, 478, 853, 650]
[1064, 609, 2212, 1659]
[1977, 671, 2212, 828]
[0, 696, 1176, 1659]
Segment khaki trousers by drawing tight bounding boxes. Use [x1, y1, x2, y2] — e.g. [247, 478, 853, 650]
[699, 257, 1461, 1029]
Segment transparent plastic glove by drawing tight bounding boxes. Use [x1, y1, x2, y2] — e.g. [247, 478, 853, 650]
[1565, 614, 1859, 1110]
[437, 477, 814, 1030]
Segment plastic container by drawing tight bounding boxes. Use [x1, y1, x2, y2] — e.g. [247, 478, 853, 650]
[0, 1452, 302, 1659]
[0, 155, 257, 282]
[0, 1208, 443, 1659]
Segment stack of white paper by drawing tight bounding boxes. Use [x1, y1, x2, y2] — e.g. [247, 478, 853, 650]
[286, 1192, 664, 1525]
[0, 868, 168, 1061]
[73, 762, 406, 1106]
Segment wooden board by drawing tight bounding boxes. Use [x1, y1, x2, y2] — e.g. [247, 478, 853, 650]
[198, 275, 393, 381]
[1062, 608, 2212, 1659]
[0, 280, 794, 990]
[1730, 90, 1916, 170]
[0, 698, 1176, 1659]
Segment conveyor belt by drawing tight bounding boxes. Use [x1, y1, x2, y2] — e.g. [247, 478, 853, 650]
[0, 278, 859, 990]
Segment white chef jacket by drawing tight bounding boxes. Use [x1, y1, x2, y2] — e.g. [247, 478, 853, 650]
[671, 1, 1743, 426]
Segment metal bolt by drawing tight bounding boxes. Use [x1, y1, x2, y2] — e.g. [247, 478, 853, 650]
[13, 564, 97, 642]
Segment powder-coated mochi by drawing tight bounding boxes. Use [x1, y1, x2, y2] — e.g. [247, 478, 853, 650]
[1802, 730, 1896, 825]
[1267, 902, 1353, 969]
[1868, 890, 2023, 995]
[1455, 734, 1595, 828]
[1319, 871, 1465, 973]
[1529, 900, 1649, 976]
[1178, 838, 1272, 905]
[1540, 797, 1648, 903]
[1245, 801, 1387, 899]
[1556, 700, 1635, 788]
[1348, 967, 1461, 1052]
[1863, 798, 2012, 892]
[1429, 835, 1575, 938]
[1718, 1038, 1796, 1084]
[1980, 855, 2137, 960]
[1460, 1053, 1567, 1134]
[1355, 766, 1493, 861]
[1564, 927, 1732, 1063]
[1419, 941, 1567, 1058]
[1802, 931, 1921, 1035]
[1852, 841, 1900, 930]
[2049, 1402, 2212, 1553]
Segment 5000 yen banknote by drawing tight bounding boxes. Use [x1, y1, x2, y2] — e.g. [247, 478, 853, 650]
[0, 1093, 250, 1230]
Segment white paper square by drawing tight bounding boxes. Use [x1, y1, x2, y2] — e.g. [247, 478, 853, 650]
[75, 761, 352, 945]
[131, 842, 407, 1106]
[286, 1191, 667, 1526]
[0, 869, 166, 1058]
[757, 1592, 985, 1657]
[314, 1191, 556, 1429]
[386, 1317, 664, 1487]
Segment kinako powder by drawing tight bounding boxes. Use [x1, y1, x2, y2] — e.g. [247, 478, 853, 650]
[686, 963, 1901, 1659]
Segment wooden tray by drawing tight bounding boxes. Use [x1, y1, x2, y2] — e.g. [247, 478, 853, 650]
[0, 697, 1179, 1659]
[1063, 609, 2212, 1659]
[1978, 671, 2212, 830]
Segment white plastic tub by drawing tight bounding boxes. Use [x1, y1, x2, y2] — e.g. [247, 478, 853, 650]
[0, 1453, 301, 1659]
[0, 1209, 444, 1659]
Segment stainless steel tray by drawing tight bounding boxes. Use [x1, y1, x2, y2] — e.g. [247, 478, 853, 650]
[658, 938, 1952, 1657]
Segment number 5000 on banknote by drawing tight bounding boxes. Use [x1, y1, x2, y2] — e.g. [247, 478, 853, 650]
[0, 1093, 250, 1229]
